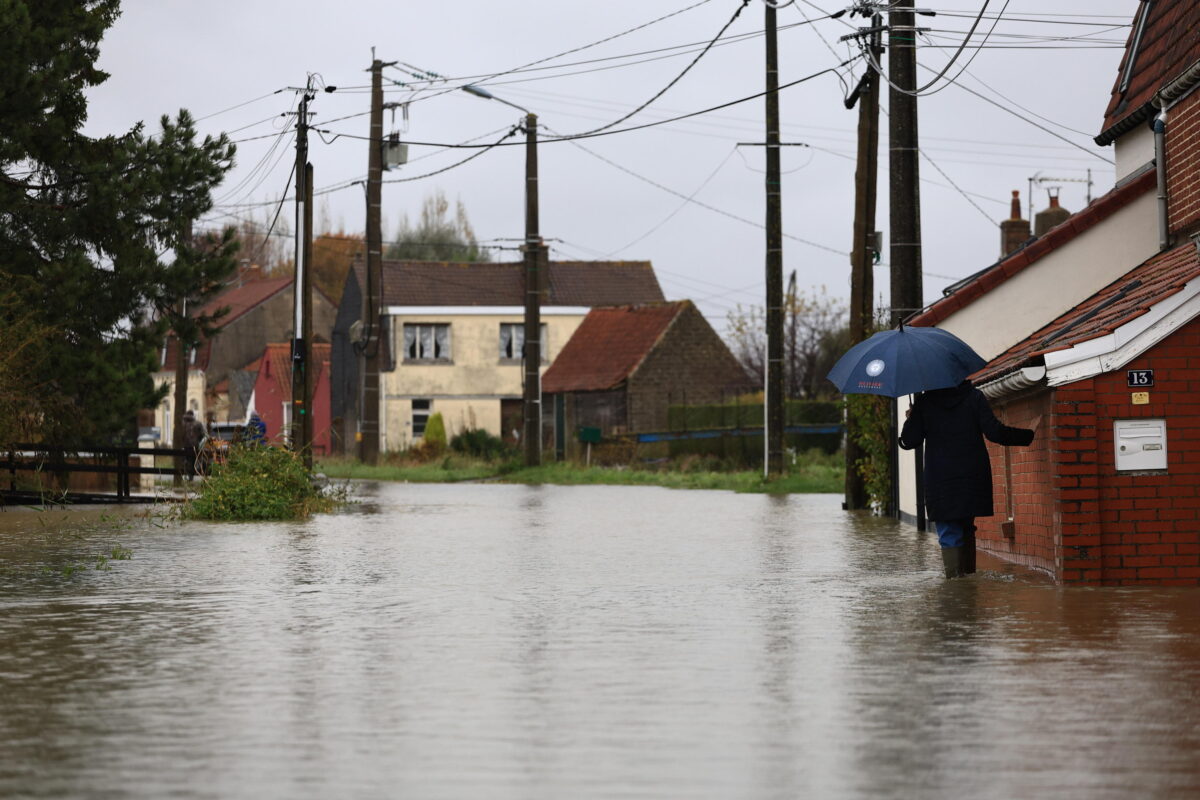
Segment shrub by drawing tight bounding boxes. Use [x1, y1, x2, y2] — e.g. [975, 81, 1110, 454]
[449, 428, 513, 460]
[186, 445, 335, 521]
[423, 412, 447, 454]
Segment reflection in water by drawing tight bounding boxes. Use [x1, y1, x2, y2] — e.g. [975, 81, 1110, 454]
[1, 485, 1198, 799]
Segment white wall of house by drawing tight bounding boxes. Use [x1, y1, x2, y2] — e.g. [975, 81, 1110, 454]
[151, 370, 206, 445]
[380, 306, 589, 452]
[897, 188, 1160, 523]
[1114, 124, 1155, 182]
[944, 191, 1158, 361]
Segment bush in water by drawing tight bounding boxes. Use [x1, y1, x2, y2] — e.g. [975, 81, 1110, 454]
[186, 445, 335, 521]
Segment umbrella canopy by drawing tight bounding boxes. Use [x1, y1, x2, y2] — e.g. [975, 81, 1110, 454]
[826, 325, 987, 397]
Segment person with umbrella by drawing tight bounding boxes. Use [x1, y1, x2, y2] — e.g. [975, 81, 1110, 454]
[898, 380, 1034, 578]
[827, 325, 1036, 578]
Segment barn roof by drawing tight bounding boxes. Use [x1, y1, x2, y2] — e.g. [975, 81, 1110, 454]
[541, 302, 689, 393]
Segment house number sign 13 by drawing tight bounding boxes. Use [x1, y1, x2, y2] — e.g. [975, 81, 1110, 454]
[1127, 369, 1155, 387]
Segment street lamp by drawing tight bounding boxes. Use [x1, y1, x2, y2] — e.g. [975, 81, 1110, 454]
[463, 85, 545, 467]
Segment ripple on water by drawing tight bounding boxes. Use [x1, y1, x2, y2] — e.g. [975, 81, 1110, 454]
[0, 483, 1197, 799]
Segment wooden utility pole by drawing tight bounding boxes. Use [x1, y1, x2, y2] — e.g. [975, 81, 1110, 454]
[291, 83, 313, 461]
[522, 112, 545, 467]
[844, 8, 883, 510]
[763, 1, 785, 478]
[888, 0, 923, 325]
[359, 58, 387, 465]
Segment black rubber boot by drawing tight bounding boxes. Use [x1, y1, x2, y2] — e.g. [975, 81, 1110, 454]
[941, 547, 964, 579]
[962, 527, 977, 575]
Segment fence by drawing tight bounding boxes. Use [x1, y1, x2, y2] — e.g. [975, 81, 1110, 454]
[1, 444, 194, 503]
[664, 398, 843, 465]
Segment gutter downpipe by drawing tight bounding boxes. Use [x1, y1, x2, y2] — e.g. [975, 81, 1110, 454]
[1154, 108, 1168, 251]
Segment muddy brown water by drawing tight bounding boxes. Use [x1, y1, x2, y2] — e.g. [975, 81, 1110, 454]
[1, 484, 1198, 799]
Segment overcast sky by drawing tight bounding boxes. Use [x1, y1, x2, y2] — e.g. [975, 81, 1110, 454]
[84, 0, 1135, 329]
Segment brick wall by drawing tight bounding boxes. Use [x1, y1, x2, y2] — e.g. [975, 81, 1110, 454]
[1167, 88, 1200, 237]
[626, 303, 750, 433]
[1090, 319, 1200, 585]
[981, 391, 1057, 574]
[985, 318, 1200, 585]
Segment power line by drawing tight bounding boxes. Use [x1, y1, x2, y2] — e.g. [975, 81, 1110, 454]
[310, 60, 859, 149]
[933, 62, 1115, 165]
[395, 0, 720, 106]
[956, 64, 1098, 138]
[603, 146, 739, 256]
[561, 134, 846, 256]
[899, 0, 1003, 96]
[565, 0, 752, 137]
[331, 15, 821, 93]
[380, 127, 521, 183]
[928, 10, 1132, 26]
[191, 90, 286, 125]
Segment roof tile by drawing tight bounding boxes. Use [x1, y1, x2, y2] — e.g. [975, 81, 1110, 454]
[1100, 1, 1200, 140]
[542, 302, 687, 393]
[377, 260, 665, 307]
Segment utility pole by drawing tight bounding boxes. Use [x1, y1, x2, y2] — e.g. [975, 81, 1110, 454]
[522, 112, 545, 467]
[301, 162, 314, 467]
[843, 6, 884, 510]
[889, 0, 925, 528]
[888, 0, 923, 326]
[291, 81, 314, 461]
[763, 0, 785, 478]
[172, 220, 192, 488]
[459, 84, 543, 466]
[359, 58, 389, 465]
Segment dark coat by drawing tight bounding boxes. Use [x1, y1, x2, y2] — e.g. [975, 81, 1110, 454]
[898, 381, 1034, 521]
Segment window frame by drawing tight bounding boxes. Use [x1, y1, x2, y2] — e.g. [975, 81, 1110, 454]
[498, 322, 548, 364]
[402, 323, 452, 363]
[412, 398, 432, 437]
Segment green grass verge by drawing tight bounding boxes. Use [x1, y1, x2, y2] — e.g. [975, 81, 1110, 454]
[317, 451, 843, 494]
[316, 456, 502, 483]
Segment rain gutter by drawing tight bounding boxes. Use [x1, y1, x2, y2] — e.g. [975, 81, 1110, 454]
[1096, 57, 1200, 147]
[977, 365, 1047, 401]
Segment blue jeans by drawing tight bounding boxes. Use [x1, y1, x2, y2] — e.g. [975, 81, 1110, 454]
[935, 518, 976, 549]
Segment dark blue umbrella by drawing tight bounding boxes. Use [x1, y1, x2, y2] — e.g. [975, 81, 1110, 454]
[826, 325, 987, 397]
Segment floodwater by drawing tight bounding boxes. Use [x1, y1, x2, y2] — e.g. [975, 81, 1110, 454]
[1, 484, 1198, 800]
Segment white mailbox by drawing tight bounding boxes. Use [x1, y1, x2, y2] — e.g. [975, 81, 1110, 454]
[1115, 418, 1168, 472]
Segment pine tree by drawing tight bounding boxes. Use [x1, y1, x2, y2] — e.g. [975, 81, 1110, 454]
[0, 1, 237, 443]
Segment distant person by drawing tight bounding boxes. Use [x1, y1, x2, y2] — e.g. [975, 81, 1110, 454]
[181, 409, 207, 480]
[246, 412, 267, 446]
[898, 380, 1035, 579]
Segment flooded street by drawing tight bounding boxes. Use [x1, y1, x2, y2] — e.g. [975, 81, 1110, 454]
[1, 483, 1198, 799]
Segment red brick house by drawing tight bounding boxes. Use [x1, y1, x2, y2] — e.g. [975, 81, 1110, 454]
[971, 243, 1200, 584]
[249, 342, 333, 455]
[541, 301, 751, 457]
[901, 1, 1200, 584]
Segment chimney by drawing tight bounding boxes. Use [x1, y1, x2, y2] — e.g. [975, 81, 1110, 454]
[1034, 187, 1072, 237]
[999, 190, 1031, 258]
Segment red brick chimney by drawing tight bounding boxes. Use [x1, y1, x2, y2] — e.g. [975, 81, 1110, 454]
[999, 190, 1031, 257]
